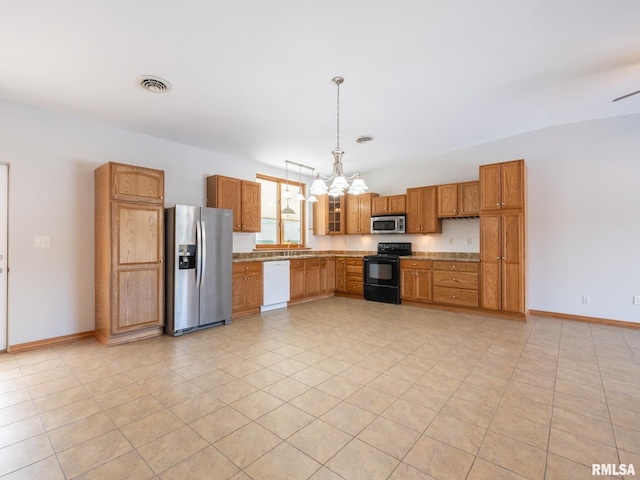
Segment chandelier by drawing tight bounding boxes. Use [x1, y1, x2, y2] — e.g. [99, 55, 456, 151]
[309, 76, 368, 197]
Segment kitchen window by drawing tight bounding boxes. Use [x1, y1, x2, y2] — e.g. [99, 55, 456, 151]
[256, 173, 306, 248]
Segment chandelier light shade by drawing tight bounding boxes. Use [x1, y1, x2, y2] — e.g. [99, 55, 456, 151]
[281, 160, 296, 215]
[309, 76, 368, 197]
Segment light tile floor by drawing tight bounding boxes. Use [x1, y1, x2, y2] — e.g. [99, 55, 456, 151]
[1, 297, 639, 479]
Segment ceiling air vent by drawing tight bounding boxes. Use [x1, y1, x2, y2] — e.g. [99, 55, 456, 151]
[136, 75, 172, 93]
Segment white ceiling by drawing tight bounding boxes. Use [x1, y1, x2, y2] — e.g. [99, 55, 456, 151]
[2, 1, 640, 176]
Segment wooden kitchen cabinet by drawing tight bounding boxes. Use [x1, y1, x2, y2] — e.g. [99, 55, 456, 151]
[232, 262, 263, 316]
[437, 181, 479, 218]
[480, 211, 524, 313]
[95, 162, 165, 345]
[372, 195, 406, 215]
[346, 193, 378, 234]
[335, 257, 346, 292]
[432, 261, 479, 308]
[304, 259, 322, 297]
[400, 259, 432, 303]
[479, 160, 524, 212]
[320, 258, 336, 294]
[406, 186, 442, 234]
[313, 194, 346, 235]
[345, 257, 364, 295]
[206, 175, 261, 232]
[289, 259, 306, 301]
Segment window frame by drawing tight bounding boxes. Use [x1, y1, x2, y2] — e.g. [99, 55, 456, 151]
[255, 173, 307, 250]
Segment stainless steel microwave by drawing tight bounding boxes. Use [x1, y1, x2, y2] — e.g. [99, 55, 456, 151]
[370, 215, 406, 234]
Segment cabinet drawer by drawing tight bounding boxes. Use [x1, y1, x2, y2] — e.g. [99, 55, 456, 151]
[346, 258, 363, 266]
[304, 259, 320, 267]
[233, 262, 262, 274]
[346, 265, 363, 275]
[346, 281, 364, 294]
[433, 287, 479, 307]
[400, 259, 432, 270]
[289, 259, 305, 269]
[432, 261, 478, 273]
[432, 271, 478, 289]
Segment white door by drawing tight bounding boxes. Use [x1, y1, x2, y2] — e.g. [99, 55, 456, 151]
[0, 165, 7, 350]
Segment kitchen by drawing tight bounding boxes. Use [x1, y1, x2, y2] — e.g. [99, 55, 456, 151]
[1, 1, 640, 479]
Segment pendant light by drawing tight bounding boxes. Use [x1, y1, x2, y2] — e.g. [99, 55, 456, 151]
[282, 161, 296, 215]
[309, 76, 368, 197]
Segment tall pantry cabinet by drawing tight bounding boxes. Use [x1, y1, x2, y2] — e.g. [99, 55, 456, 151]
[95, 162, 165, 345]
[479, 159, 526, 315]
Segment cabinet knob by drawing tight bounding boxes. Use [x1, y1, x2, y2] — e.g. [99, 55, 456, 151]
[452, 278, 456, 282]
[454, 209, 457, 213]
[496, 203, 500, 206]
[452, 295, 456, 298]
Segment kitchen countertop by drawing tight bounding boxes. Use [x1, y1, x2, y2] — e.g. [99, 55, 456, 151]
[233, 250, 480, 263]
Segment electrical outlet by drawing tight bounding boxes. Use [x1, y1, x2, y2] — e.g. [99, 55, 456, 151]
[425, 237, 432, 246]
[582, 295, 590, 304]
[448, 238, 454, 245]
[466, 238, 472, 245]
[633, 295, 640, 305]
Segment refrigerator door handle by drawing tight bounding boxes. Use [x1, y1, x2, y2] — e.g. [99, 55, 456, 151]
[200, 220, 207, 285]
[195, 219, 203, 288]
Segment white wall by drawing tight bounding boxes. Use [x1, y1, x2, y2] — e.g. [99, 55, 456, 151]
[2, 99, 639, 347]
[0, 100, 284, 346]
[364, 113, 640, 324]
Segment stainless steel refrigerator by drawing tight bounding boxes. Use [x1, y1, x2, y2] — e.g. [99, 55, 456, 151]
[165, 205, 233, 336]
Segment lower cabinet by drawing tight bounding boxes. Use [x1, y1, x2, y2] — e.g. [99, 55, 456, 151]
[334, 257, 363, 296]
[232, 262, 263, 316]
[290, 258, 335, 303]
[345, 258, 364, 295]
[400, 259, 432, 303]
[432, 261, 479, 307]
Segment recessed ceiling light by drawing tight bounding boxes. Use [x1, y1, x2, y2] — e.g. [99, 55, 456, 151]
[136, 75, 172, 93]
[356, 136, 374, 144]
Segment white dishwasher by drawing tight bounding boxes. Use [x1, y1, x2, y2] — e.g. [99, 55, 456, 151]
[261, 260, 290, 312]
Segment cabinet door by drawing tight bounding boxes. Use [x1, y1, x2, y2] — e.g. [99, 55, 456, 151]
[335, 258, 346, 292]
[501, 211, 524, 313]
[372, 196, 388, 215]
[241, 180, 261, 232]
[479, 163, 501, 211]
[313, 195, 328, 235]
[437, 184, 458, 217]
[480, 214, 501, 310]
[245, 271, 263, 308]
[209, 176, 242, 231]
[290, 267, 305, 300]
[346, 195, 361, 234]
[388, 195, 406, 214]
[112, 203, 164, 333]
[501, 161, 524, 210]
[459, 181, 479, 216]
[232, 273, 246, 311]
[327, 196, 345, 234]
[304, 261, 321, 297]
[112, 163, 164, 204]
[415, 269, 431, 302]
[326, 258, 336, 292]
[358, 194, 374, 234]
[420, 186, 441, 234]
[405, 188, 422, 233]
[400, 268, 416, 300]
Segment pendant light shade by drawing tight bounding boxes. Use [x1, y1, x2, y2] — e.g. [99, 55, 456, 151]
[309, 76, 368, 197]
[282, 161, 295, 215]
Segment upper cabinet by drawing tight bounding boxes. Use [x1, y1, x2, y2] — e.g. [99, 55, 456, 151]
[406, 186, 442, 234]
[479, 160, 524, 212]
[437, 181, 479, 218]
[313, 194, 346, 235]
[111, 163, 164, 204]
[372, 195, 406, 215]
[346, 193, 378, 234]
[206, 175, 261, 232]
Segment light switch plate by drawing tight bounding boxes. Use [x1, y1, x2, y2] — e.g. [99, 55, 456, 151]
[35, 236, 51, 248]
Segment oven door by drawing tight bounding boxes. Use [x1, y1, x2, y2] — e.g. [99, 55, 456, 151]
[364, 256, 399, 287]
